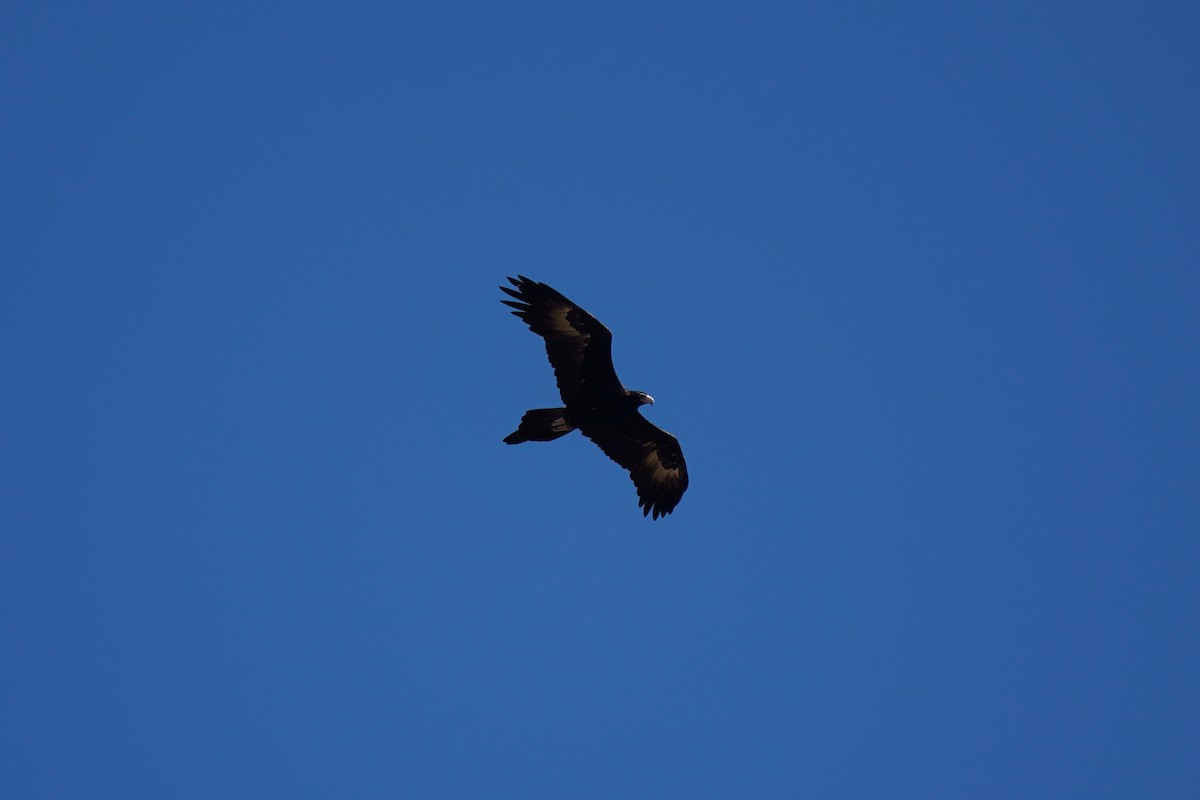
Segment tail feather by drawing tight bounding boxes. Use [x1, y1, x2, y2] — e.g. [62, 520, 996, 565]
[504, 408, 575, 444]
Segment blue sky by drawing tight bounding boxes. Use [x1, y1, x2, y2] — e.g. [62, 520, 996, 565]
[3, 1, 1198, 797]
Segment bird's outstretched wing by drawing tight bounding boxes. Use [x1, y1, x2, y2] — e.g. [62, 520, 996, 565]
[500, 275, 623, 407]
[581, 415, 689, 519]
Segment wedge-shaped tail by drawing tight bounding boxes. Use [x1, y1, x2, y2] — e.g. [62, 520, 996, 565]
[504, 408, 576, 444]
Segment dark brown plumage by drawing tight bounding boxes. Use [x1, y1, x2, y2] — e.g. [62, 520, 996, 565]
[500, 275, 688, 519]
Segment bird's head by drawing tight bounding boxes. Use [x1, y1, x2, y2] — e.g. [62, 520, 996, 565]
[633, 391, 655, 407]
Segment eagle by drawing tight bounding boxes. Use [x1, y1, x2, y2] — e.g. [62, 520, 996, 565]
[500, 275, 689, 519]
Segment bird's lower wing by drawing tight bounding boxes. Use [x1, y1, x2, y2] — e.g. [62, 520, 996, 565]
[581, 416, 688, 519]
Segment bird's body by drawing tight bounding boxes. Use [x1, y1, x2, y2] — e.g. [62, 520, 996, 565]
[500, 275, 688, 519]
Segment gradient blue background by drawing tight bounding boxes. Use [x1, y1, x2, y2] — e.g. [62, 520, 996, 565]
[3, 2, 1198, 797]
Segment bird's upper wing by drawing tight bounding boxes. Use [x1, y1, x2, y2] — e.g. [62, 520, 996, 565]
[500, 275, 623, 407]
[580, 414, 689, 519]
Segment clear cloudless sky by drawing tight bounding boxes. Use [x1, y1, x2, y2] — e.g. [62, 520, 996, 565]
[3, 2, 1198, 797]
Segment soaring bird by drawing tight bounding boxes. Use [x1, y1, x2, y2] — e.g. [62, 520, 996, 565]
[500, 275, 688, 519]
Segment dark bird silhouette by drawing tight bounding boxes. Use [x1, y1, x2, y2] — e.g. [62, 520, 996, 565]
[500, 275, 688, 519]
